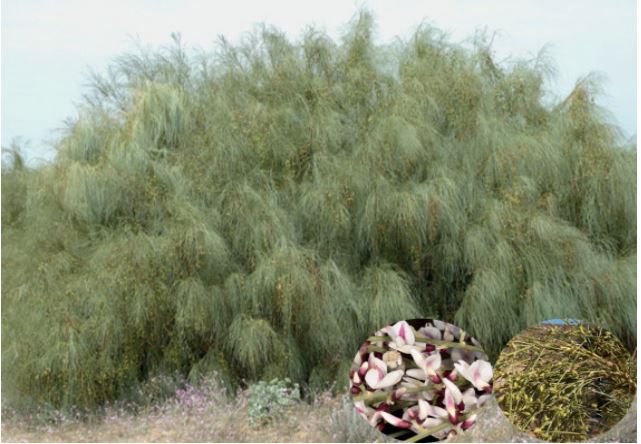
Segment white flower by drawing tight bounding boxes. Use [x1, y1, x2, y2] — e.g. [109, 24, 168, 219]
[419, 324, 442, 340]
[380, 411, 412, 429]
[404, 368, 427, 381]
[443, 378, 463, 423]
[410, 348, 442, 383]
[418, 399, 448, 421]
[461, 413, 477, 430]
[453, 359, 493, 391]
[385, 320, 419, 354]
[364, 354, 404, 389]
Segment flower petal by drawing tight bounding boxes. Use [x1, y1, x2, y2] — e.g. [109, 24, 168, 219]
[420, 325, 442, 340]
[376, 369, 404, 389]
[410, 348, 426, 368]
[424, 353, 442, 376]
[383, 324, 396, 340]
[394, 320, 415, 345]
[453, 360, 469, 377]
[399, 322, 416, 345]
[380, 411, 412, 429]
[403, 405, 419, 421]
[418, 399, 429, 420]
[443, 378, 463, 405]
[450, 348, 469, 363]
[364, 368, 381, 389]
[462, 387, 477, 409]
[469, 360, 492, 389]
[422, 417, 445, 428]
[383, 350, 401, 369]
[444, 387, 458, 420]
[461, 414, 477, 431]
[433, 320, 447, 331]
[405, 368, 427, 380]
[425, 402, 449, 419]
[368, 354, 387, 373]
[368, 411, 383, 427]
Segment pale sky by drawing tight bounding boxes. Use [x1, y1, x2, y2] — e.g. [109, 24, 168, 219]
[1, 0, 637, 165]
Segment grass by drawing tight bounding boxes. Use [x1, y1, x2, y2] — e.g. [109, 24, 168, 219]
[2, 380, 635, 443]
[1, 377, 339, 443]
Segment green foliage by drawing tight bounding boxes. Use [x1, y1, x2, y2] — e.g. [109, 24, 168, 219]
[247, 378, 300, 425]
[2, 10, 635, 410]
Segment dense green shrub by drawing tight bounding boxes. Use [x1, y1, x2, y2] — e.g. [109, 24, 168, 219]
[1, 11, 635, 409]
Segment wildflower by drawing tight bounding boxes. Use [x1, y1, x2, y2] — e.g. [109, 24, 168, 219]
[385, 320, 420, 354]
[364, 354, 404, 390]
[410, 348, 442, 383]
[461, 413, 477, 431]
[443, 378, 463, 424]
[418, 399, 448, 422]
[454, 359, 493, 392]
[380, 411, 412, 429]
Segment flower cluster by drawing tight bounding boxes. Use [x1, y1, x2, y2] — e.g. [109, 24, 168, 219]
[350, 319, 493, 441]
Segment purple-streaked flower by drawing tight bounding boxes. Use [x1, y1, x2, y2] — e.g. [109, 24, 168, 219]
[410, 349, 442, 383]
[364, 354, 404, 389]
[418, 399, 448, 421]
[402, 400, 448, 432]
[461, 413, 477, 431]
[444, 368, 458, 382]
[380, 411, 412, 429]
[385, 320, 419, 354]
[454, 359, 493, 392]
[404, 368, 427, 381]
[443, 378, 463, 424]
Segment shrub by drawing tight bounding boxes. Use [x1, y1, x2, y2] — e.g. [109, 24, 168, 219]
[1, 10, 635, 409]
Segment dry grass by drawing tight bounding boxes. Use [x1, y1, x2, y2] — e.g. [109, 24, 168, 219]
[2, 391, 635, 443]
[1, 389, 340, 443]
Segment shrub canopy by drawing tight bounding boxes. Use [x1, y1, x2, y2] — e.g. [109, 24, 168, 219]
[2, 12, 636, 409]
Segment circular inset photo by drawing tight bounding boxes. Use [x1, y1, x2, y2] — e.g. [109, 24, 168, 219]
[494, 320, 636, 442]
[349, 319, 493, 442]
